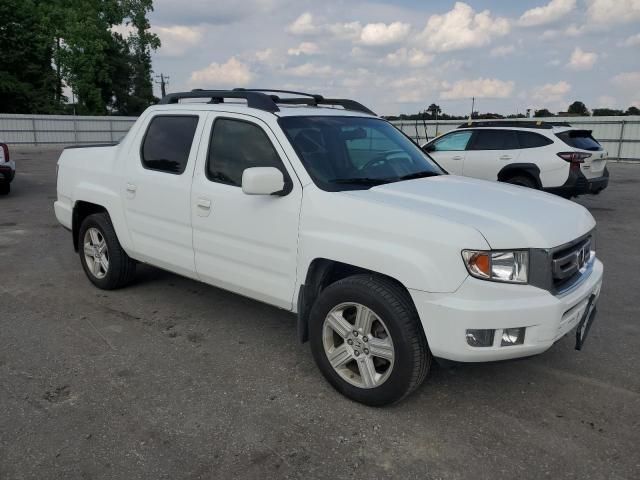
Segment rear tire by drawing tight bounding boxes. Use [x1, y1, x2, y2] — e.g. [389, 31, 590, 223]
[505, 174, 537, 189]
[309, 274, 431, 406]
[78, 213, 136, 289]
[0, 183, 9, 195]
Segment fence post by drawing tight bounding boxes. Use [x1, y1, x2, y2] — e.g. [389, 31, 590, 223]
[110, 120, 114, 142]
[31, 117, 37, 146]
[617, 120, 626, 160]
[73, 116, 78, 144]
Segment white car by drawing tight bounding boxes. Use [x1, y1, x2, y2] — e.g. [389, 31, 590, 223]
[422, 121, 609, 197]
[0, 140, 15, 195]
[54, 90, 603, 405]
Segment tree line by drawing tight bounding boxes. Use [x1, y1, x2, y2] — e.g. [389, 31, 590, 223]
[387, 101, 640, 121]
[0, 0, 159, 116]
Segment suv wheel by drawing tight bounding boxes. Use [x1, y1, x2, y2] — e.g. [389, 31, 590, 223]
[309, 274, 431, 406]
[505, 174, 537, 189]
[79, 213, 136, 289]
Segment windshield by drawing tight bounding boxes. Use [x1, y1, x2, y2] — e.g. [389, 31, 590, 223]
[279, 116, 444, 191]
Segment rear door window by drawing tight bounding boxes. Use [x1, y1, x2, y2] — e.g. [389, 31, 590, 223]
[141, 115, 199, 174]
[431, 131, 473, 151]
[556, 130, 602, 151]
[517, 131, 554, 148]
[469, 130, 519, 150]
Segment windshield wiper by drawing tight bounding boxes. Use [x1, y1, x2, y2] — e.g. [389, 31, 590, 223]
[329, 177, 390, 185]
[395, 171, 440, 181]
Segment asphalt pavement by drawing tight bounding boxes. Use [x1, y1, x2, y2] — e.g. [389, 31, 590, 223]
[1, 148, 638, 479]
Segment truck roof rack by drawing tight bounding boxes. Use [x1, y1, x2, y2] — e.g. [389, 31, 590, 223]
[457, 120, 572, 129]
[158, 89, 376, 116]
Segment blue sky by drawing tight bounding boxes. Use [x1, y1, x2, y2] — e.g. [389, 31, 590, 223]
[140, 0, 640, 116]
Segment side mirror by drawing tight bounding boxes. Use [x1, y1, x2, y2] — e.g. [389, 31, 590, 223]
[241, 167, 285, 195]
[423, 144, 435, 153]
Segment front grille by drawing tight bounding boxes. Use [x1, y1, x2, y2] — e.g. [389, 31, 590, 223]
[551, 237, 592, 290]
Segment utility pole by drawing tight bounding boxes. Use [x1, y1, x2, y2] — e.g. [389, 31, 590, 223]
[470, 96, 475, 119]
[155, 73, 170, 98]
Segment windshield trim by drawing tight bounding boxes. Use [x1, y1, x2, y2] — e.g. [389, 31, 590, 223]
[278, 115, 445, 192]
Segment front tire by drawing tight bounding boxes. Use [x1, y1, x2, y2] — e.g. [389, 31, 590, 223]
[309, 274, 431, 406]
[78, 213, 136, 289]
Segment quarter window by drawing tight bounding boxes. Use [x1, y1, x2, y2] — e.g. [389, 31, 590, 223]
[517, 131, 553, 148]
[141, 115, 198, 174]
[207, 118, 285, 187]
[469, 130, 519, 150]
[431, 131, 473, 151]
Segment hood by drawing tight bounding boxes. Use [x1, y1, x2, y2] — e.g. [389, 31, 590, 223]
[343, 175, 595, 249]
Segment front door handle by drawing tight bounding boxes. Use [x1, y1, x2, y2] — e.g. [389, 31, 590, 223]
[452, 155, 463, 160]
[196, 198, 212, 217]
[499, 155, 512, 160]
[197, 198, 211, 209]
[126, 183, 137, 192]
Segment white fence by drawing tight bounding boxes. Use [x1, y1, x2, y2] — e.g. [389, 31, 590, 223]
[1, 113, 639, 160]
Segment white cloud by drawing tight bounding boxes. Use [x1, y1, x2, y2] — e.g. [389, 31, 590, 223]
[287, 12, 319, 35]
[384, 48, 434, 67]
[254, 49, 275, 63]
[328, 21, 363, 40]
[359, 22, 411, 46]
[531, 81, 571, 103]
[154, 26, 203, 56]
[596, 95, 617, 107]
[490, 45, 516, 57]
[586, 0, 640, 25]
[619, 33, 640, 46]
[287, 63, 336, 77]
[189, 57, 253, 88]
[518, 0, 576, 27]
[440, 78, 515, 100]
[417, 2, 510, 53]
[568, 47, 598, 70]
[612, 71, 640, 88]
[288, 42, 320, 56]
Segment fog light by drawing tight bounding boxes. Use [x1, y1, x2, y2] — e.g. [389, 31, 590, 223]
[501, 328, 526, 346]
[466, 329, 495, 347]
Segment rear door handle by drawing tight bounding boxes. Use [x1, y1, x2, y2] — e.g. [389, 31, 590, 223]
[452, 155, 463, 160]
[499, 155, 512, 160]
[126, 183, 137, 192]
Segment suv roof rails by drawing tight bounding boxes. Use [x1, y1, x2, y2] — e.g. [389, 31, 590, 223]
[158, 89, 376, 116]
[457, 120, 572, 130]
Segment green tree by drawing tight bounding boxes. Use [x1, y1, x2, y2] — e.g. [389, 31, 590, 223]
[0, 0, 59, 113]
[592, 108, 624, 116]
[567, 101, 590, 116]
[534, 108, 554, 117]
[626, 106, 640, 115]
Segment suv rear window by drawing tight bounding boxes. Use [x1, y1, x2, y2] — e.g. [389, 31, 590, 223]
[556, 130, 602, 151]
[141, 115, 199, 174]
[517, 131, 553, 148]
[469, 130, 519, 150]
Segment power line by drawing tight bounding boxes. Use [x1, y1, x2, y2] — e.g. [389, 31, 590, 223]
[154, 73, 170, 98]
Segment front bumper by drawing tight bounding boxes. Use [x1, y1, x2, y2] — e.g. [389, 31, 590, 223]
[544, 167, 609, 197]
[0, 162, 15, 183]
[409, 258, 603, 362]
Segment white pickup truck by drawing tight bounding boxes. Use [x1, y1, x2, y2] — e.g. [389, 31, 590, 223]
[55, 89, 603, 405]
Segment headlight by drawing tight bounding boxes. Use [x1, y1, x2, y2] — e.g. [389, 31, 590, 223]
[462, 250, 529, 284]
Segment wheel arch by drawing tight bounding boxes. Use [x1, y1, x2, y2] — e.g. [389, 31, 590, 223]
[497, 163, 542, 188]
[72, 201, 109, 251]
[296, 258, 418, 343]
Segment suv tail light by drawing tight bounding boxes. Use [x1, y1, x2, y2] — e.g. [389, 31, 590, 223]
[557, 151, 590, 171]
[0, 143, 8, 163]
